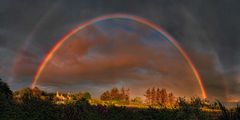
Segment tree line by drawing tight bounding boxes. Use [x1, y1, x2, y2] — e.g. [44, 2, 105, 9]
[100, 87, 130, 101]
[12, 87, 92, 103]
[144, 87, 175, 107]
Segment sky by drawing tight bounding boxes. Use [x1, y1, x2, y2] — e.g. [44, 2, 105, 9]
[0, 0, 240, 107]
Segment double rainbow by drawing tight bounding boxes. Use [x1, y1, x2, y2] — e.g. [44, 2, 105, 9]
[31, 14, 207, 99]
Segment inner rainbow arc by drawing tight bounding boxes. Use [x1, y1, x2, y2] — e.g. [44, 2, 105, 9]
[31, 14, 207, 99]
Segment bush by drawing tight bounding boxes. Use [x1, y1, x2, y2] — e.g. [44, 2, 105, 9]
[216, 99, 240, 120]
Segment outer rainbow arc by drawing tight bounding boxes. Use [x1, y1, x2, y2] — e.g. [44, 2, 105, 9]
[31, 14, 207, 99]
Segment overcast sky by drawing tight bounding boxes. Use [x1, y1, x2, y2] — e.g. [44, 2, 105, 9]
[0, 0, 240, 107]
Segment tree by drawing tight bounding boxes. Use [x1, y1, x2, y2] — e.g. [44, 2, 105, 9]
[156, 88, 162, 104]
[168, 92, 174, 107]
[144, 88, 151, 105]
[190, 96, 202, 107]
[77, 92, 82, 100]
[40, 91, 48, 96]
[126, 88, 131, 101]
[32, 87, 41, 99]
[100, 92, 107, 100]
[120, 86, 126, 100]
[0, 78, 13, 100]
[13, 90, 20, 102]
[13, 90, 19, 97]
[131, 96, 142, 105]
[53, 96, 59, 103]
[82, 92, 91, 100]
[160, 88, 168, 107]
[19, 87, 33, 101]
[214, 101, 218, 109]
[0, 78, 17, 118]
[125, 95, 129, 101]
[100, 91, 111, 100]
[151, 87, 156, 104]
[175, 98, 180, 107]
[110, 87, 119, 100]
[100, 92, 106, 100]
[70, 94, 77, 100]
[105, 91, 110, 100]
[47, 92, 55, 101]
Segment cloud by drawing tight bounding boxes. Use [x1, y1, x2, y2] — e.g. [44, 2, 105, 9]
[2, 0, 240, 106]
[9, 48, 41, 79]
[31, 24, 207, 100]
[237, 77, 240, 84]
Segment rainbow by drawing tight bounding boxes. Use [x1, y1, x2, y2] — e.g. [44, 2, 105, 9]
[31, 14, 207, 99]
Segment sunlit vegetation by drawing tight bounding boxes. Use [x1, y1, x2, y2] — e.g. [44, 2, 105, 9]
[1, 78, 240, 119]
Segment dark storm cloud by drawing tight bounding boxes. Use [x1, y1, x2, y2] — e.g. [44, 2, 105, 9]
[1, 0, 240, 106]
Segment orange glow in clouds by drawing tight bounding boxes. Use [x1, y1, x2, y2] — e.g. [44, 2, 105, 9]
[31, 14, 207, 99]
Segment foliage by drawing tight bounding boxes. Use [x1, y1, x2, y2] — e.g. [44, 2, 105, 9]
[77, 92, 82, 100]
[100, 91, 110, 100]
[0, 78, 18, 119]
[0, 78, 13, 100]
[1, 80, 239, 120]
[82, 92, 91, 100]
[169, 92, 174, 107]
[120, 86, 126, 100]
[216, 99, 240, 120]
[126, 88, 131, 101]
[174, 97, 214, 119]
[110, 87, 120, 100]
[53, 95, 59, 103]
[144, 88, 152, 105]
[131, 96, 142, 105]
[32, 87, 41, 99]
[151, 87, 157, 104]
[160, 88, 168, 107]
[100, 87, 130, 101]
[156, 88, 162, 104]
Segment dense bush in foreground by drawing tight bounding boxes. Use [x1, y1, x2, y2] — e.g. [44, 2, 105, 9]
[0, 97, 217, 120]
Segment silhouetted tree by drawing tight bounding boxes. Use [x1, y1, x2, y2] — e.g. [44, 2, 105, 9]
[0, 78, 13, 101]
[0, 78, 18, 118]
